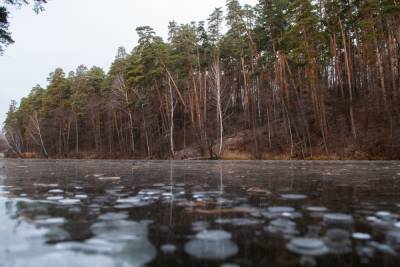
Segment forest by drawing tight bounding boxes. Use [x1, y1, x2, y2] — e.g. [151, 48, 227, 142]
[2, 0, 400, 160]
[0, 135, 6, 152]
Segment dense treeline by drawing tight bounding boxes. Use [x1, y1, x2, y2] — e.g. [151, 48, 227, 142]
[3, 0, 400, 159]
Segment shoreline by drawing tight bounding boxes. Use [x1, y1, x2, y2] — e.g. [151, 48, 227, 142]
[2, 154, 398, 161]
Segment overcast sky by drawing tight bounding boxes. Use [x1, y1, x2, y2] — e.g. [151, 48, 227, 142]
[0, 0, 257, 125]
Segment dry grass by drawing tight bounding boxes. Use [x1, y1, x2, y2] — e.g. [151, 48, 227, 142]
[222, 151, 254, 160]
[222, 151, 294, 160]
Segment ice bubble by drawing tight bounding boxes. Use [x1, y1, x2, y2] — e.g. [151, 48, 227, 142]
[91, 220, 149, 243]
[196, 230, 232, 241]
[35, 217, 65, 226]
[75, 194, 88, 199]
[287, 238, 329, 256]
[185, 238, 238, 260]
[281, 194, 307, 200]
[323, 213, 353, 225]
[369, 214, 396, 230]
[215, 218, 232, 224]
[114, 203, 135, 209]
[247, 187, 272, 195]
[231, 218, 263, 226]
[98, 212, 129, 221]
[98, 176, 121, 181]
[306, 206, 328, 213]
[48, 189, 64, 194]
[58, 198, 80, 205]
[270, 218, 296, 228]
[117, 197, 151, 207]
[139, 189, 163, 196]
[262, 206, 301, 219]
[215, 218, 263, 226]
[375, 211, 395, 222]
[292, 239, 324, 250]
[376, 211, 391, 217]
[46, 196, 64, 201]
[265, 218, 298, 237]
[113, 235, 157, 266]
[193, 193, 204, 199]
[268, 206, 295, 213]
[352, 232, 371, 241]
[34, 183, 59, 188]
[307, 207, 329, 218]
[161, 244, 177, 254]
[369, 241, 396, 255]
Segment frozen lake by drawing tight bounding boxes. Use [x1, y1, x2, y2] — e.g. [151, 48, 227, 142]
[0, 159, 400, 267]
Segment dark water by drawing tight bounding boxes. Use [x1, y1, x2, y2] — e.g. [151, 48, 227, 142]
[0, 160, 400, 267]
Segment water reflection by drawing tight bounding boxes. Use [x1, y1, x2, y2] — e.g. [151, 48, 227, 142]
[0, 160, 400, 266]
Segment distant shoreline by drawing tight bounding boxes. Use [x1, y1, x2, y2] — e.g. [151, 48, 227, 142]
[2, 151, 397, 161]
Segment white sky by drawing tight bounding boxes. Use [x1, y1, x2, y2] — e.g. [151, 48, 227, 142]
[0, 0, 257, 125]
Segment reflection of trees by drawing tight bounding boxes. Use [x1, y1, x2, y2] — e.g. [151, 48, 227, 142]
[169, 161, 174, 226]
